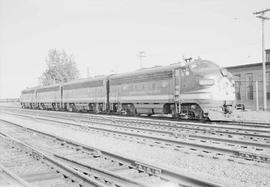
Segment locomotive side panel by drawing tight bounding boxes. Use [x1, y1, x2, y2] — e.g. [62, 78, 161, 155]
[36, 85, 61, 110]
[109, 68, 176, 115]
[62, 78, 107, 112]
[20, 90, 36, 108]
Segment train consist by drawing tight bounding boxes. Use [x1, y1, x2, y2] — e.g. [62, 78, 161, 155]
[20, 59, 235, 120]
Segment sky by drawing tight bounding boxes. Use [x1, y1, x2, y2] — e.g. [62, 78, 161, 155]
[0, 0, 270, 99]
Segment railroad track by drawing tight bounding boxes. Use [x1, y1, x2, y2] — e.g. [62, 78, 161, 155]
[3, 105, 270, 126]
[5, 108, 270, 144]
[2, 105, 270, 129]
[11, 107, 270, 138]
[4, 107, 270, 145]
[0, 130, 105, 187]
[0, 163, 31, 186]
[0, 118, 221, 187]
[1, 110, 270, 165]
[1, 105, 270, 127]
[77, 115, 270, 145]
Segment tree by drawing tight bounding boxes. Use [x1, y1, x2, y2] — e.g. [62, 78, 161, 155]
[40, 49, 79, 86]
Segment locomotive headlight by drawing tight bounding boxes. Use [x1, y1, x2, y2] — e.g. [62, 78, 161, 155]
[199, 79, 214, 86]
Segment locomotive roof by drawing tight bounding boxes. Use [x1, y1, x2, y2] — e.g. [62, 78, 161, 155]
[61, 75, 106, 86]
[36, 84, 61, 93]
[24, 84, 59, 90]
[36, 84, 60, 89]
[21, 85, 40, 94]
[21, 59, 216, 93]
[110, 63, 181, 80]
[21, 76, 106, 94]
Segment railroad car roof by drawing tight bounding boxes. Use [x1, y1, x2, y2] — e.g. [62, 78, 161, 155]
[21, 89, 35, 94]
[36, 84, 61, 93]
[61, 76, 106, 86]
[62, 76, 106, 90]
[109, 63, 181, 80]
[21, 85, 41, 94]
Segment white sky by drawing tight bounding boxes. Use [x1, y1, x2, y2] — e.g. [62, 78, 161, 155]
[0, 0, 270, 98]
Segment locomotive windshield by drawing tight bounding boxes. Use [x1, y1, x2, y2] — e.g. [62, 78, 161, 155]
[188, 60, 220, 74]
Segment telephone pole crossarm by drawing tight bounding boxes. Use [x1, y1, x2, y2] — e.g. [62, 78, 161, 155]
[253, 9, 270, 15]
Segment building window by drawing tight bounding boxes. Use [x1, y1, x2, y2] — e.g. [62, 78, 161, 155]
[246, 73, 253, 100]
[234, 74, 241, 100]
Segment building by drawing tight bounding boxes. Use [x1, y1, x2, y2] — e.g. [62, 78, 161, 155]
[225, 55, 270, 111]
[266, 49, 270, 63]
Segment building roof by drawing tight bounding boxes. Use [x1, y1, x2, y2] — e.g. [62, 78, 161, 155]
[225, 62, 270, 70]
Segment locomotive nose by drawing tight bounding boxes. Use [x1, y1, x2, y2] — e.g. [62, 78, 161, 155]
[216, 75, 235, 100]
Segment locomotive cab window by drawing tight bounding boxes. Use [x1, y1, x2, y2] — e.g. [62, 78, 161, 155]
[181, 68, 190, 76]
[189, 61, 219, 74]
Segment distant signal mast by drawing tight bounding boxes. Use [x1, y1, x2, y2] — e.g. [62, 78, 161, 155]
[137, 51, 146, 69]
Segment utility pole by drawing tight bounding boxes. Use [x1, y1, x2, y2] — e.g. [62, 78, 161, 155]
[137, 51, 146, 69]
[254, 9, 270, 111]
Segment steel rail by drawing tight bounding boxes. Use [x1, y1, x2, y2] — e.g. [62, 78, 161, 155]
[0, 163, 32, 187]
[0, 131, 108, 187]
[62, 116, 270, 149]
[69, 117, 270, 148]
[2, 112, 269, 164]
[2, 105, 270, 129]
[9, 107, 270, 138]
[88, 115, 270, 135]
[48, 117, 270, 162]
[3, 109, 270, 148]
[0, 129, 146, 187]
[0, 117, 221, 187]
[5, 110, 270, 152]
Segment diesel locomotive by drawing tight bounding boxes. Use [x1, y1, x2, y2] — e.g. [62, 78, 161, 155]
[20, 59, 235, 120]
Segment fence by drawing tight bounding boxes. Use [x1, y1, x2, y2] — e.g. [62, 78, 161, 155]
[234, 80, 270, 111]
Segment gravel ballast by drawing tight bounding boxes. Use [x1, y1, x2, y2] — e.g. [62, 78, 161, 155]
[0, 113, 269, 187]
